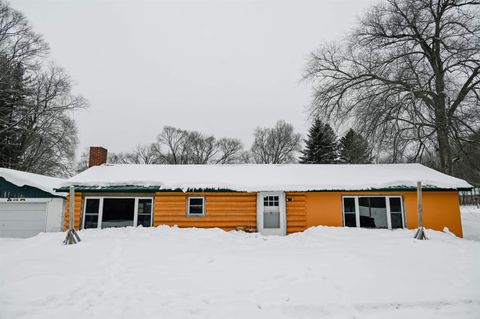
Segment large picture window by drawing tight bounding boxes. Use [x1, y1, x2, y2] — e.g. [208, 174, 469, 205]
[102, 198, 135, 228]
[342, 196, 405, 230]
[82, 197, 153, 229]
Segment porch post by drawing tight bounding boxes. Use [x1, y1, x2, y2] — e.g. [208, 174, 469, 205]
[417, 181, 423, 228]
[64, 185, 81, 245]
[414, 181, 427, 240]
[69, 185, 75, 230]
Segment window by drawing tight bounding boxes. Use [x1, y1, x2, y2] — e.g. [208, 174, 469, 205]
[102, 198, 135, 228]
[137, 199, 153, 227]
[359, 197, 387, 228]
[342, 197, 357, 227]
[84, 198, 100, 229]
[389, 197, 403, 229]
[263, 195, 280, 228]
[263, 195, 279, 207]
[187, 197, 204, 216]
[82, 197, 153, 229]
[342, 196, 404, 230]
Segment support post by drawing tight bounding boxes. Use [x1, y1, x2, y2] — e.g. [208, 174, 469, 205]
[414, 181, 428, 240]
[69, 185, 74, 230]
[64, 185, 81, 245]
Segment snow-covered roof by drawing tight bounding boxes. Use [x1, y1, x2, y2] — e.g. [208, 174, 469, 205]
[0, 167, 67, 196]
[60, 163, 472, 192]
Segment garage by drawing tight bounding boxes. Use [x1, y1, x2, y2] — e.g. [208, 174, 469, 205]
[0, 202, 48, 238]
[0, 168, 66, 238]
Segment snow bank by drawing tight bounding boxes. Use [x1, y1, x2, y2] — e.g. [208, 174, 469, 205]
[462, 205, 480, 241]
[1, 227, 479, 319]
[0, 167, 66, 196]
[61, 163, 471, 191]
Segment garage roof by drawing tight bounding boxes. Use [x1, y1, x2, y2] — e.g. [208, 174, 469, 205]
[59, 163, 472, 192]
[0, 168, 67, 196]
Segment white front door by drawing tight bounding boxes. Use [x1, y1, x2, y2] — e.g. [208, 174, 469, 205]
[257, 192, 286, 235]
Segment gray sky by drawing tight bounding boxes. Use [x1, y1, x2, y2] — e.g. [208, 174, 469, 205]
[10, 0, 375, 155]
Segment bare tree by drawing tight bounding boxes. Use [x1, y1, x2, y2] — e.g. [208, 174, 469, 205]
[155, 126, 245, 164]
[0, 1, 48, 66]
[188, 131, 217, 164]
[453, 130, 480, 185]
[107, 152, 130, 164]
[0, 1, 85, 176]
[305, 0, 480, 174]
[214, 137, 244, 164]
[4, 65, 86, 175]
[130, 144, 162, 164]
[107, 144, 161, 164]
[251, 120, 302, 164]
[156, 126, 191, 164]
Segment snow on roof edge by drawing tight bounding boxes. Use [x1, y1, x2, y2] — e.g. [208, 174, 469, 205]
[58, 163, 472, 192]
[0, 167, 67, 197]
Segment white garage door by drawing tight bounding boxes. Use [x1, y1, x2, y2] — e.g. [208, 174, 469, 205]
[0, 202, 48, 238]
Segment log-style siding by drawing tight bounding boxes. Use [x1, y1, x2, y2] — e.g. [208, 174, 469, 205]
[62, 190, 463, 237]
[286, 192, 307, 234]
[63, 192, 83, 230]
[153, 192, 257, 231]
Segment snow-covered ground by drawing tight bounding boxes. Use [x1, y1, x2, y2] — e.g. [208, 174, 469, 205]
[462, 205, 480, 241]
[1, 226, 479, 319]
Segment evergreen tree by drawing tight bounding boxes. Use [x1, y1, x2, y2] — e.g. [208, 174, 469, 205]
[0, 56, 29, 168]
[338, 129, 373, 164]
[300, 118, 337, 164]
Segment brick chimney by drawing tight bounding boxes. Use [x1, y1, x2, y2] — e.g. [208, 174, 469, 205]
[88, 146, 107, 168]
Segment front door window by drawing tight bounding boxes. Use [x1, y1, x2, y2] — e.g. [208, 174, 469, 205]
[263, 195, 280, 228]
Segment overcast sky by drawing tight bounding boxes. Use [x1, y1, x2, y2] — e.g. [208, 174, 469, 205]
[10, 0, 375, 155]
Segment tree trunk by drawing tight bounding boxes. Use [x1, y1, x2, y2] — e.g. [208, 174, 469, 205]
[436, 123, 452, 174]
[434, 97, 452, 174]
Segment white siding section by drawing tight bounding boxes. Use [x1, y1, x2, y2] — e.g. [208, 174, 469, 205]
[46, 198, 65, 232]
[0, 198, 65, 238]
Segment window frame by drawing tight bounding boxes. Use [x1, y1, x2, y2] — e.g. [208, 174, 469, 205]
[136, 198, 154, 227]
[83, 197, 102, 229]
[82, 196, 154, 229]
[187, 196, 205, 217]
[342, 195, 405, 230]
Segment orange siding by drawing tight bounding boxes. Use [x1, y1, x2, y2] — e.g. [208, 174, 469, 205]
[419, 192, 462, 237]
[153, 192, 257, 231]
[302, 191, 463, 237]
[63, 192, 83, 230]
[286, 192, 307, 234]
[305, 192, 343, 228]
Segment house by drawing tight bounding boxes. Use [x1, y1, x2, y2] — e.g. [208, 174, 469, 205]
[0, 168, 66, 238]
[58, 147, 471, 237]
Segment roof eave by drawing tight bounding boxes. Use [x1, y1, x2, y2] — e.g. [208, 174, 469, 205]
[54, 185, 470, 193]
